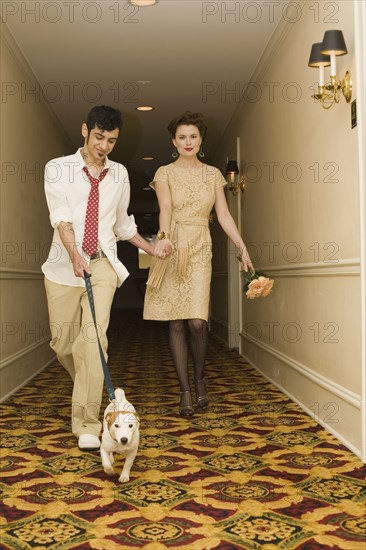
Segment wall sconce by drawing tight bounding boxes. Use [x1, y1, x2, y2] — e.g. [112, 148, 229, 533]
[225, 160, 245, 195]
[308, 30, 352, 109]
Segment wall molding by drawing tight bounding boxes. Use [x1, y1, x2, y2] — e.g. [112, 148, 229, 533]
[0, 355, 55, 403]
[209, 314, 228, 345]
[219, 0, 306, 147]
[1, 21, 41, 89]
[354, 0, 366, 463]
[0, 267, 44, 280]
[240, 330, 361, 409]
[242, 350, 362, 459]
[248, 0, 307, 87]
[0, 337, 50, 371]
[1, 20, 72, 145]
[259, 258, 360, 277]
[212, 259, 360, 280]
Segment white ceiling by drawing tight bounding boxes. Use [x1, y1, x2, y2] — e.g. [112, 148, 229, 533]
[5, 0, 281, 228]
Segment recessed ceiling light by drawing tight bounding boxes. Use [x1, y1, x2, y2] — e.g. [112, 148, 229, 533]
[142, 157, 154, 161]
[136, 106, 154, 111]
[129, 0, 158, 6]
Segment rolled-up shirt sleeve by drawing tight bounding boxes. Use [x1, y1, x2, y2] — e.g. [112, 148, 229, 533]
[44, 160, 73, 228]
[114, 168, 137, 241]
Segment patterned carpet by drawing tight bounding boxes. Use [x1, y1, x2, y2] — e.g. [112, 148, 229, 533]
[1, 309, 365, 550]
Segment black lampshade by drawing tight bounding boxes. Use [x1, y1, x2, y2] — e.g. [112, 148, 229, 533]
[226, 160, 239, 174]
[308, 42, 331, 67]
[321, 30, 347, 56]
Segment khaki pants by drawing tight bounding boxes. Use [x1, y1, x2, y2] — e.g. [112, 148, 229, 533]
[44, 259, 118, 437]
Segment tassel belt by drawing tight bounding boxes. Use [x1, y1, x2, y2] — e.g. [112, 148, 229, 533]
[175, 217, 208, 278]
[147, 216, 209, 289]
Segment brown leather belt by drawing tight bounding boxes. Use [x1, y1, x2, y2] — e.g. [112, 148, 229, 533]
[90, 249, 107, 260]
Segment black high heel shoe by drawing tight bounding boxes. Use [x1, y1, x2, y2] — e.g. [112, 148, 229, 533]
[179, 391, 194, 417]
[195, 378, 209, 409]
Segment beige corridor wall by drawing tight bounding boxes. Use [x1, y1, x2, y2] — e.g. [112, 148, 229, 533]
[0, 22, 72, 399]
[212, 2, 363, 456]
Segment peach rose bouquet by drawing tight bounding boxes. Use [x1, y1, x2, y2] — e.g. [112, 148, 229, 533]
[240, 264, 274, 300]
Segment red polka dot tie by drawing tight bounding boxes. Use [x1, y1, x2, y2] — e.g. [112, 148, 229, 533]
[82, 166, 109, 257]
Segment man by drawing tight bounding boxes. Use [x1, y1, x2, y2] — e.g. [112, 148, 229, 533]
[42, 105, 155, 451]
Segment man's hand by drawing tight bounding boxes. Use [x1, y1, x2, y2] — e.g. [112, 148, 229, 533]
[72, 253, 91, 278]
[57, 222, 91, 278]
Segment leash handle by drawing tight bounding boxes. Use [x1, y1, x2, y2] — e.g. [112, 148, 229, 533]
[84, 271, 115, 401]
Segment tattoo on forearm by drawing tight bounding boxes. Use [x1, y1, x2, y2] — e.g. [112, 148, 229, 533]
[59, 222, 75, 236]
[58, 222, 80, 261]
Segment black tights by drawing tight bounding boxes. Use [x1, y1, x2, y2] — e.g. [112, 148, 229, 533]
[169, 319, 208, 392]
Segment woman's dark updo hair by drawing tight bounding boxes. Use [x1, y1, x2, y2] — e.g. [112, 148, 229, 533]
[167, 111, 207, 141]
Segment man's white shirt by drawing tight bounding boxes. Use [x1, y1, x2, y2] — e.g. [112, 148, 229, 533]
[42, 148, 137, 287]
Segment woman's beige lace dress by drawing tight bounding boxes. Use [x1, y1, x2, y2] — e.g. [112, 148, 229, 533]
[143, 163, 226, 322]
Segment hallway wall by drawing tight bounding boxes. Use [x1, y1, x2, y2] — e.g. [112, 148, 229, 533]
[211, 1, 364, 458]
[0, 23, 72, 399]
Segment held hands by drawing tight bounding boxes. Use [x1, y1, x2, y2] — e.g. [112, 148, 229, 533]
[154, 238, 173, 260]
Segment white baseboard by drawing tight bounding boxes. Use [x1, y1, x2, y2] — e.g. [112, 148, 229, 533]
[240, 332, 363, 461]
[1, 337, 56, 402]
[240, 331, 361, 408]
[1, 338, 50, 370]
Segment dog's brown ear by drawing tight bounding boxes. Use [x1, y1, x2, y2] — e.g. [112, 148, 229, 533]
[105, 411, 119, 427]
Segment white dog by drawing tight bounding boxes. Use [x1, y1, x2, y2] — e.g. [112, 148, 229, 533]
[100, 387, 140, 483]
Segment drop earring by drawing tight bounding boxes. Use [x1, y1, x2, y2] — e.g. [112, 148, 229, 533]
[198, 147, 205, 158]
[172, 147, 178, 158]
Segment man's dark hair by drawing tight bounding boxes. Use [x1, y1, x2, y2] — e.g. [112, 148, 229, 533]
[86, 105, 122, 133]
[167, 111, 207, 141]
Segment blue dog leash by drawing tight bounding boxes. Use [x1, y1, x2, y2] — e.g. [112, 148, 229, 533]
[84, 271, 115, 401]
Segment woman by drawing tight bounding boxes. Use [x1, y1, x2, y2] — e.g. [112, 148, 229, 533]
[143, 111, 253, 416]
